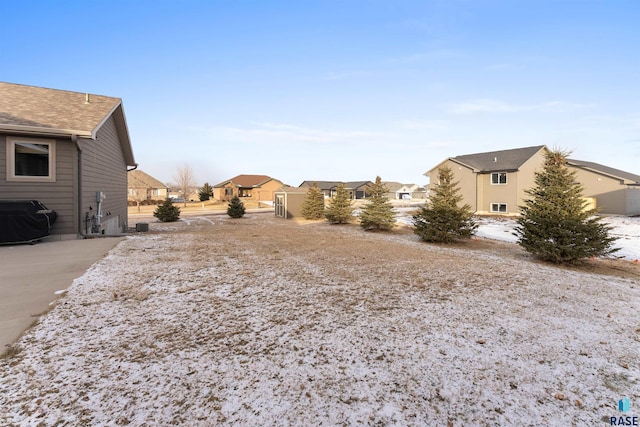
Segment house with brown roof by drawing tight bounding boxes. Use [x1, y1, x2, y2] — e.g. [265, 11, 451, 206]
[213, 174, 284, 203]
[426, 145, 640, 216]
[0, 82, 137, 238]
[127, 170, 168, 203]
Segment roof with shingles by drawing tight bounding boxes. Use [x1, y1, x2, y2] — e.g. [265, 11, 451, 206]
[275, 186, 309, 194]
[568, 159, 640, 185]
[449, 145, 546, 172]
[299, 181, 373, 190]
[0, 82, 135, 166]
[128, 170, 168, 189]
[381, 181, 404, 192]
[0, 82, 121, 136]
[214, 174, 277, 188]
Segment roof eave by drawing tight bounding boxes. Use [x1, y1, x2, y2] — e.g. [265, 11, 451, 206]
[107, 102, 136, 167]
[425, 158, 478, 175]
[567, 162, 638, 185]
[0, 124, 92, 138]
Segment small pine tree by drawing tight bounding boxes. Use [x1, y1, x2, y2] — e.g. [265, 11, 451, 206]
[413, 165, 477, 243]
[153, 198, 181, 222]
[301, 183, 326, 219]
[198, 182, 214, 201]
[227, 196, 246, 218]
[325, 183, 354, 224]
[359, 176, 396, 231]
[514, 149, 618, 263]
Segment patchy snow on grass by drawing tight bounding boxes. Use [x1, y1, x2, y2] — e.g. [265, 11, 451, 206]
[396, 209, 640, 261]
[1, 214, 639, 426]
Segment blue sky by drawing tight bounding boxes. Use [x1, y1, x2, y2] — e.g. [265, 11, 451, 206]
[2, 0, 639, 186]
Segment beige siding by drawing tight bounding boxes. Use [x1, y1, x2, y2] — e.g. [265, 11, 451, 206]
[476, 150, 545, 215]
[253, 180, 283, 202]
[0, 134, 76, 236]
[214, 184, 236, 201]
[78, 116, 129, 234]
[478, 172, 519, 214]
[515, 151, 546, 211]
[571, 167, 629, 215]
[429, 160, 477, 211]
[274, 191, 307, 218]
[626, 187, 640, 216]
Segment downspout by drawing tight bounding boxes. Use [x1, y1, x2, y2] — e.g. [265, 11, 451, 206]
[72, 134, 86, 237]
[73, 136, 129, 238]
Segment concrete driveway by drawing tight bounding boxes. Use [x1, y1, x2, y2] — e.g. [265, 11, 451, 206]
[0, 237, 123, 355]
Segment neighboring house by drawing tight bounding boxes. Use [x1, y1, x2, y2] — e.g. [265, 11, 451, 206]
[213, 174, 284, 202]
[0, 82, 137, 238]
[274, 186, 309, 219]
[426, 145, 640, 216]
[382, 181, 427, 200]
[128, 170, 168, 202]
[299, 181, 373, 199]
[566, 159, 640, 216]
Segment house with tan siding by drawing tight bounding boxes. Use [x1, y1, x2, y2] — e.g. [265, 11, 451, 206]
[0, 82, 137, 239]
[567, 159, 640, 216]
[128, 170, 168, 202]
[426, 145, 640, 216]
[213, 174, 284, 203]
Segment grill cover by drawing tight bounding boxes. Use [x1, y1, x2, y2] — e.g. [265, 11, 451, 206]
[0, 200, 57, 244]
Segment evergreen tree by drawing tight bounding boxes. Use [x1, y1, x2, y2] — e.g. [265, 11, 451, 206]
[514, 149, 618, 263]
[153, 198, 181, 222]
[227, 196, 246, 218]
[301, 183, 326, 219]
[359, 176, 396, 231]
[413, 165, 477, 243]
[198, 182, 214, 201]
[325, 183, 354, 224]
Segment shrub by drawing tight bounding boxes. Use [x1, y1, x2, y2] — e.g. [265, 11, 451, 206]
[359, 176, 396, 231]
[153, 198, 181, 222]
[325, 183, 353, 224]
[514, 149, 618, 263]
[227, 196, 246, 218]
[301, 183, 326, 219]
[413, 165, 476, 243]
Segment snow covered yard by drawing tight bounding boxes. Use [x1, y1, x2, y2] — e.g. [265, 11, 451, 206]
[1, 214, 639, 426]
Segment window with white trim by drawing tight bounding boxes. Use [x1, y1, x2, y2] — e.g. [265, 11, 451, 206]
[490, 203, 507, 213]
[491, 172, 507, 185]
[6, 137, 56, 182]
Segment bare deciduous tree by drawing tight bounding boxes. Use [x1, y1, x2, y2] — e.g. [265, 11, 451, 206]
[173, 164, 196, 207]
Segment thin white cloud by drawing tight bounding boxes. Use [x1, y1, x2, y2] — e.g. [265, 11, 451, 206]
[447, 99, 596, 114]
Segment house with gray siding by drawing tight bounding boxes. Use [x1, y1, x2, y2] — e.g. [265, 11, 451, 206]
[299, 181, 373, 199]
[0, 82, 137, 239]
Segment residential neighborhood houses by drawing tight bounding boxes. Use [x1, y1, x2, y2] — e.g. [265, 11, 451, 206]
[2, 82, 639, 243]
[127, 170, 168, 204]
